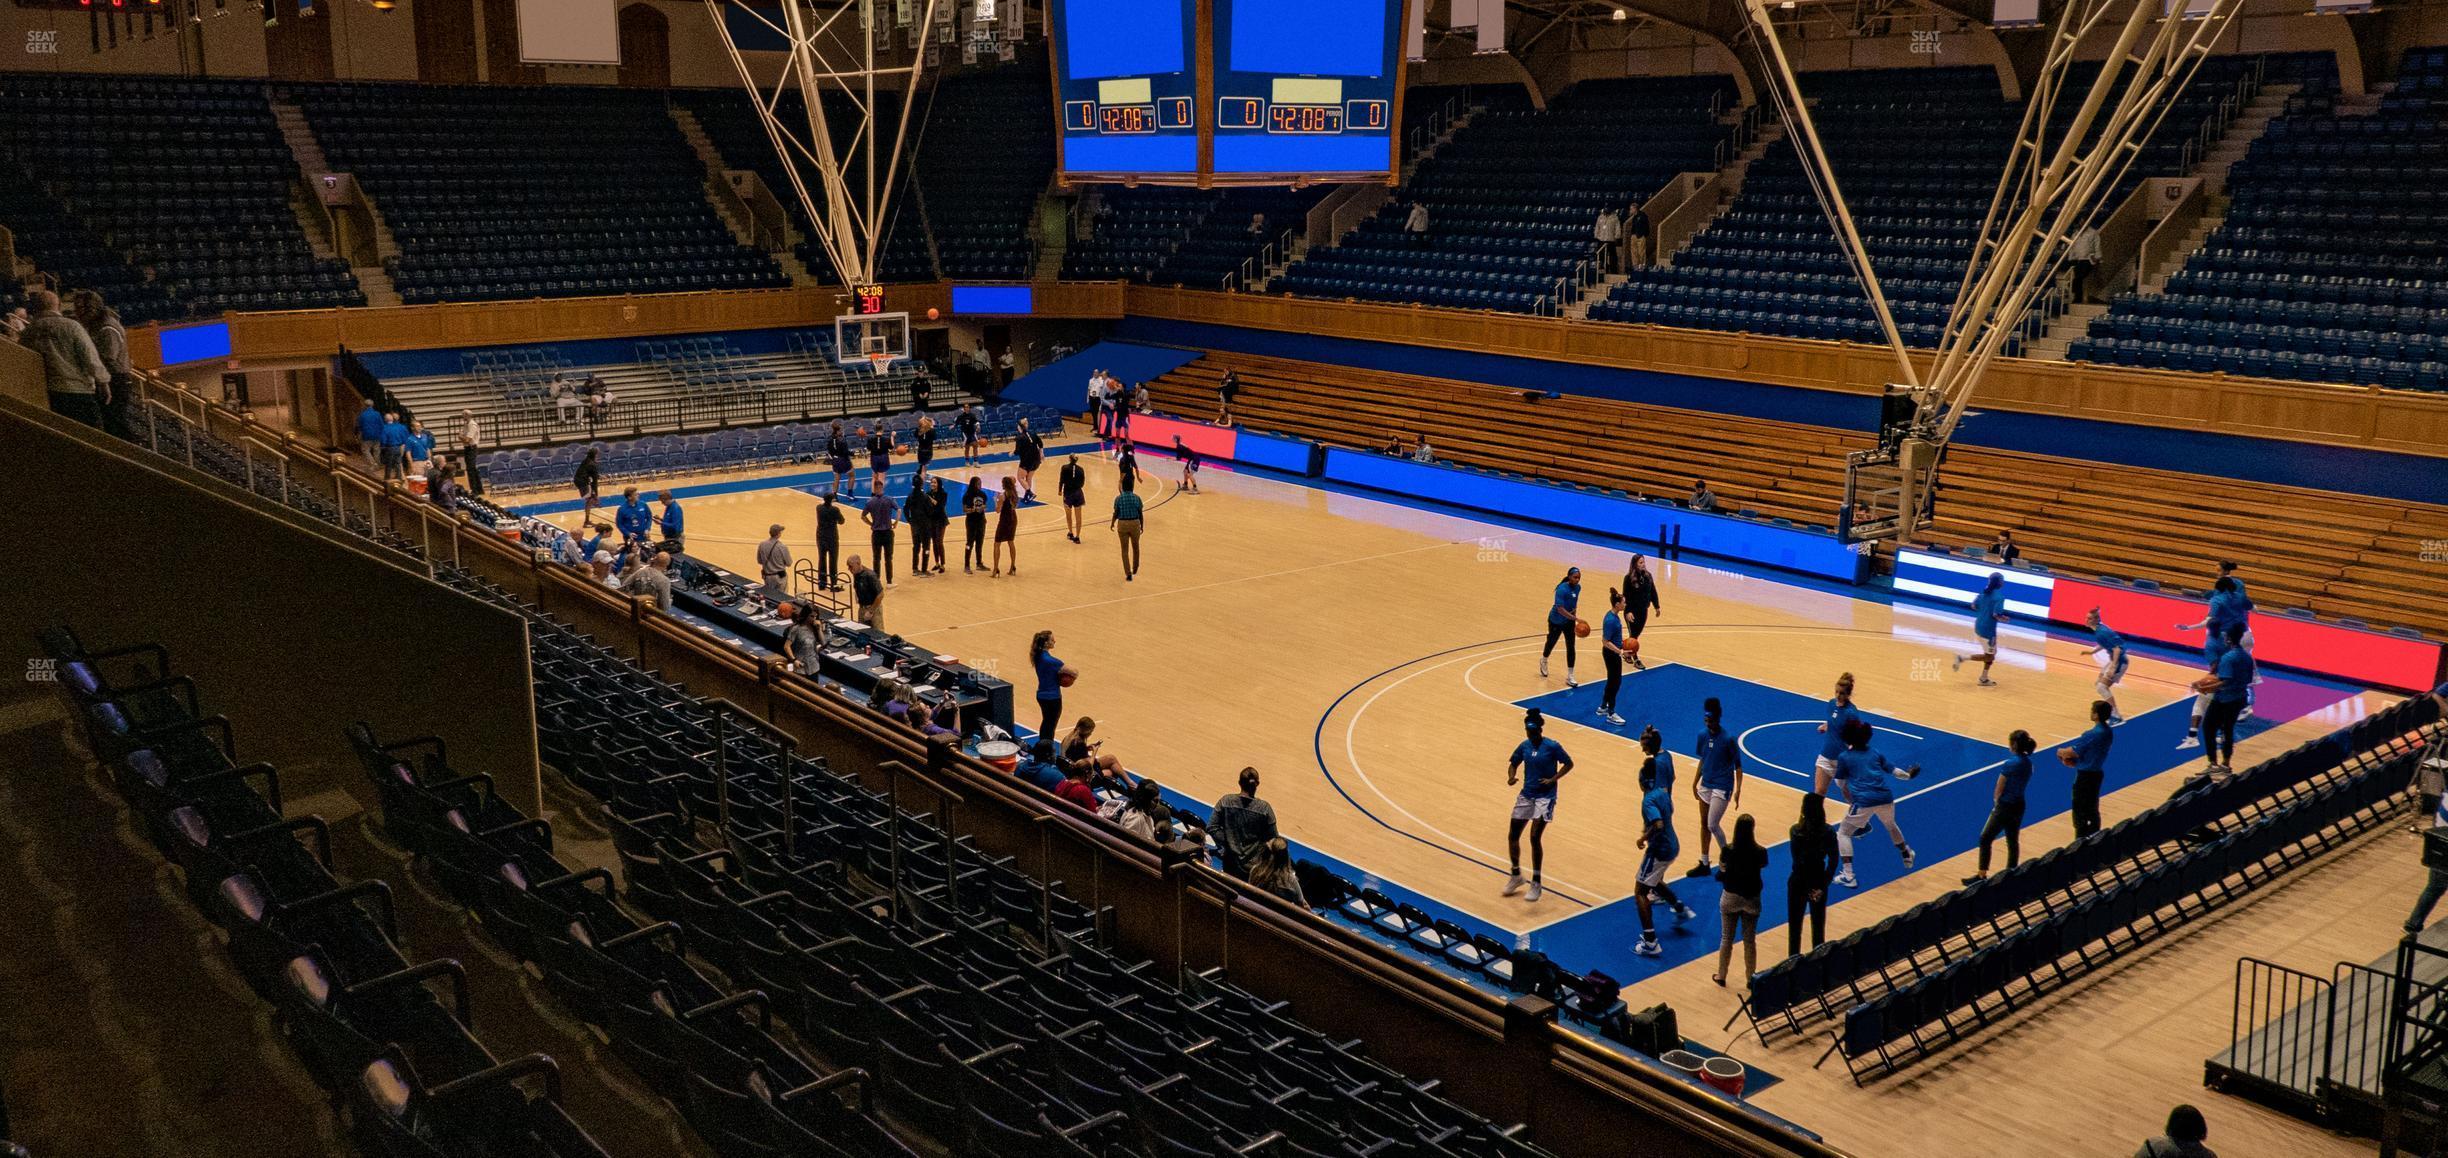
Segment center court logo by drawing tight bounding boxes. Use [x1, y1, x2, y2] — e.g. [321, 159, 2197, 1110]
[26, 31, 59, 55]
[1474, 537, 1509, 563]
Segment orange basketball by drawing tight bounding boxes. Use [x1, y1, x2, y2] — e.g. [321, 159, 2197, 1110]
[1059, 668, 1078, 688]
[1624, 637, 1640, 656]
[926, 307, 941, 321]
[775, 602, 797, 620]
[1573, 618, 1591, 638]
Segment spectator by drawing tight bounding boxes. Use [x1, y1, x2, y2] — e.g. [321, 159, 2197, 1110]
[1246, 212, 1267, 238]
[19, 290, 108, 429]
[457, 409, 486, 496]
[1626, 207, 1651, 266]
[355, 399, 384, 465]
[2403, 686, 2448, 932]
[1053, 759, 1099, 812]
[620, 551, 673, 611]
[3, 302, 27, 343]
[429, 465, 462, 513]
[921, 698, 961, 741]
[1593, 208, 1622, 273]
[2069, 224, 2102, 303]
[2135, 1105, 2214, 1158]
[1687, 478, 1718, 513]
[757, 524, 793, 589]
[1787, 792, 1841, 956]
[554, 380, 582, 423]
[65, 289, 132, 440]
[1412, 435, 1434, 463]
[1991, 529, 2021, 565]
[1108, 779, 1170, 842]
[1061, 717, 1126, 790]
[1404, 200, 1430, 247]
[658, 490, 685, 552]
[1016, 738, 1068, 792]
[848, 555, 884, 629]
[1209, 767, 1278, 879]
[1381, 432, 1405, 455]
[781, 603, 822, 676]
[1245, 837, 1308, 907]
[378, 411, 410, 482]
[590, 550, 618, 587]
[615, 486, 652, 543]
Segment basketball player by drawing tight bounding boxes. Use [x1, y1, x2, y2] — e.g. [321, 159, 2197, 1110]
[1952, 572, 2010, 686]
[1504, 709, 1573, 903]
[2085, 608, 2129, 724]
[1014, 419, 1044, 501]
[1215, 369, 1239, 427]
[2197, 623, 2254, 774]
[1620, 553, 1661, 669]
[1058, 454, 1088, 543]
[2060, 699, 2115, 838]
[1831, 717, 1920, 888]
[2177, 576, 2247, 749]
[1632, 726, 1696, 956]
[826, 421, 854, 497]
[1597, 589, 1629, 725]
[1174, 436, 1202, 494]
[956, 403, 983, 466]
[1540, 567, 1582, 687]
[1814, 672, 1862, 794]
[864, 424, 894, 493]
[1962, 730, 2038, 884]
[1687, 698, 1743, 878]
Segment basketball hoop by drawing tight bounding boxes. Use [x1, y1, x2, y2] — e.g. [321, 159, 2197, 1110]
[865, 353, 899, 376]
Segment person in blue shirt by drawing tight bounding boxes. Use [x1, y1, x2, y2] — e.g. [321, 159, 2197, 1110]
[614, 486, 652, 543]
[2197, 623, 2255, 774]
[1687, 697, 1745, 878]
[355, 401, 385, 466]
[404, 419, 435, 475]
[1597, 589, 1630, 725]
[577, 525, 605, 562]
[2058, 698, 2116, 838]
[1539, 567, 1582, 687]
[1963, 730, 2039, 884]
[658, 490, 685, 551]
[1814, 672, 1861, 794]
[2084, 608, 2129, 724]
[1632, 728, 1696, 956]
[2177, 577, 2247, 750]
[377, 411, 410, 482]
[1832, 718, 1919, 888]
[1952, 572, 2010, 687]
[1504, 709, 1573, 904]
[1029, 629, 1072, 739]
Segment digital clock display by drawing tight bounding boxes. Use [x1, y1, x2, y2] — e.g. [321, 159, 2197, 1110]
[1100, 105, 1158, 134]
[1268, 104, 1344, 134]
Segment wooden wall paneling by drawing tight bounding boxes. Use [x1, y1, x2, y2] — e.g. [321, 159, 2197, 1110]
[412, 0, 479, 83]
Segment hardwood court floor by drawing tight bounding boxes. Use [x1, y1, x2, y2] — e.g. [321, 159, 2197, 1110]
[526, 442, 2405, 1157]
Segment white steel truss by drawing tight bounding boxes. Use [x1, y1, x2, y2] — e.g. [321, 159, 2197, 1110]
[702, 0, 947, 289]
[1742, 0, 2247, 542]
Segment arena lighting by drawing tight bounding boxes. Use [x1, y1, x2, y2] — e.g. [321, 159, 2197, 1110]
[1610, 6, 1627, 18]
[371, 0, 394, 11]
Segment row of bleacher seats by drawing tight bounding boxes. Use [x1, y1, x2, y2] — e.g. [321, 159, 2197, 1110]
[1281, 76, 1736, 316]
[1138, 351, 2448, 634]
[637, 336, 780, 394]
[341, 722, 922, 1157]
[473, 404, 1063, 489]
[462, 348, 574, 405]
[286, 82, 787, 305]
[1817, 698, 2434, 1077]
[2072, 49, 2448, 391]
[913, 62, 1052, 280]
[0, 74, 360, 321]
[39, 627, 617, 1156]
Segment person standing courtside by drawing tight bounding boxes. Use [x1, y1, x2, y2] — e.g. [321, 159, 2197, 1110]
[1621, 554, 1661, 668]
[815, 492, 845, 590]
[1787, 794, 1841, 956]
[993, 476, 1022, 576]
[1059, 454, 1088, 543]
[925, 477, 950, 574]
[1964, 730, 2039, 884]
[863, 485, 899, 585]
[2062, 699, 2116, 839]
[957, 403, 983, 467]
[757, 524, 792, 590]
[961, 477, 990, 574]
[1540, 567, 1582, 687]
[1503, 709, 1571, 903]
[848, 556, 884, 629]
[658, 490, 685, 552]
[457, 409, 485, 496]
[357, 398, 385, 465]
[1030, 630, 1072, 738]
[903, 473, 937, 578]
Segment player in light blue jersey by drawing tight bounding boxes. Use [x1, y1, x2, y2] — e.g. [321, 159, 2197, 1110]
[2084, 608, 2129, 724]
[1953, 573, 2011, 687]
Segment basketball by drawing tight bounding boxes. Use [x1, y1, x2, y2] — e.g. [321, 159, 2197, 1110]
[2059, 748, 2078, 766]
[775, 602, 797, 620]
[1573, 618, 1591, 638]
[1624, 637, 1640, 657]
[926, 307, 940, 321]
[1059, 668, 1078, 688]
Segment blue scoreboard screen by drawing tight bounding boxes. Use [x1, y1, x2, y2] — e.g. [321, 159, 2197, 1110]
[1049, 0, 1200, 177]
[1046, 0, 1407, 184]
[1212, 0, 1403, 178]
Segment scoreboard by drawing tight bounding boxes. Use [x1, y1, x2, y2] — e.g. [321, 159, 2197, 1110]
[1050, 0, 1199, 177]
[1045, 0, 1409, 185]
